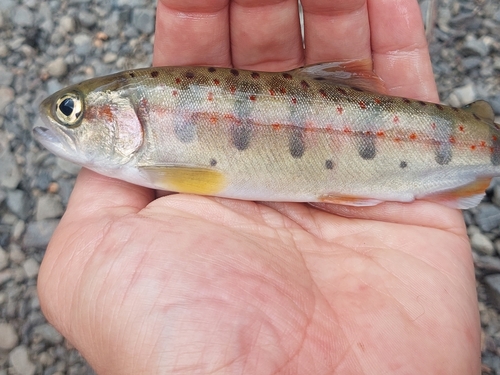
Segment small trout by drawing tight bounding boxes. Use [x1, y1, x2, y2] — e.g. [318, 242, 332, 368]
[34, 61, 500, 209]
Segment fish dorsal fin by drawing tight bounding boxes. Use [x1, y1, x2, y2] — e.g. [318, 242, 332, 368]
[294, 59, 387, 94]
[462, 100, 495, 125]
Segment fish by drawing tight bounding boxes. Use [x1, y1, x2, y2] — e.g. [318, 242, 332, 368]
[34, 60, 500, 209]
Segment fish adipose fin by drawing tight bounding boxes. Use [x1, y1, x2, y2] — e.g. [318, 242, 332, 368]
[141, 166, 226, 195]
[294, 59, 386, 94]
[421, 177, 491, 209]
[462, 100, 496, 126]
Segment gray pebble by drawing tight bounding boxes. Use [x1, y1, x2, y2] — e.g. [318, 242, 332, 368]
[23, 219, 59, 248]
[490, 95, 500, 116]
[46, 78, 63, 94]
[36, 194, 64, 221]
[11, 6, 34, 28]
[33, 324, 63, 345]
[9, 345, 35, 375]
[470, 232, 495, 256]
[0, 323, 18, 350]
[11, 220, 25, 241]
[475, 204, 500, 232]
[0, 43, 9, 58]
[0, 65, 14, 86]
[73, 33, 93, 56]
[59, 15, 75, 34]
[6, 190, 30, 220]
[103, 12, 122, 38]
[462, 35, 490, 57]
[103, 52, 118, 64]
[474, 254, 500, 274]
[450, 83, 476, 106]
[0, 86, 14, 113]
[22, 258, 39, 279]
[117, 0, 147, 6]
[0, 246, 7, 270]
[78, 10, 97, 28]
[132, 8, 155, 34]
[9, 244, 25, 264]
[0, 269, 13, 286]
[47, 57, 68, 78]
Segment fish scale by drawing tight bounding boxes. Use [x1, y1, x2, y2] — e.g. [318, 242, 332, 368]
[34, 61, 500, 209]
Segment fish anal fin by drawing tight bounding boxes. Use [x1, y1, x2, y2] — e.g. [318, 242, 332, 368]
[295, 59, 386, 94]
[318, 194, 383, 207]
[422, 177, 491, 209]
[462, 100, 495, 125]
[141, 166, 226, 195]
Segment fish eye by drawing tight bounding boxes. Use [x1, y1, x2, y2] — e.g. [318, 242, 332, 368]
[54, 92, 83, 127]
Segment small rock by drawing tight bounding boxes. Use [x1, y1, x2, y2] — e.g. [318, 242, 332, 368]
[0, 246, 7, 270]
[476, 204, 500, 232]
[6, 190, 30, 220]
[11, 220, 25, 241]
[0, 269, 13, 286]
[0, 86, 14, 112]
[11, 6, 34, 27]
[22, 258, 39, 278]
[0, 43, 9, 58]
[474, 254, 500, 274]
[9, 244, 25, 264]
[450, 84, 476, 106]
[103, 52, 117, 64]
[0, 323, 18, 350]
[47, 57, 68, 78]
[9, 345, 36, 375]
[36, 194, 64, 221]
[462, 35, 490, 57]
[0, 65, 14, 86]
[33, 324, 63, 345]
[132, 8, 155, 34]
[0, 148, 21, 189]
[470, 232, 495, 256]
[59, 15, 75, 33]
[23, 220, 59, 248]
[78, 10, 97, 28]
[38, 352, 55, 367]
[73, 33, 93, 56]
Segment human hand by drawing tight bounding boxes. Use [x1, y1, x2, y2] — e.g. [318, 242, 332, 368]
[38, 0, 480, 373]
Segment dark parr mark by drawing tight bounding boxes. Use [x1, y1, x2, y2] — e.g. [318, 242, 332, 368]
[210, 158, 217, 166]
[208, 67, 216, 73]
[231, 123, 252, 151]
[230, 69, 239, 76]
[314, 77, 326, 81]
[251, 72, 260, 79]
[435, 142, 452, 165]
[400, 161, 407, 168]
[325, 159, 334, 170]
[185, 71, 195, 79]
[150, 71, 159, 78]
[491, 136, 500, 165]
[352, 87, 364, 92]
[174, 116, 196, 143]
[358, 134, 376, 160]
[289, 128, 305, 158]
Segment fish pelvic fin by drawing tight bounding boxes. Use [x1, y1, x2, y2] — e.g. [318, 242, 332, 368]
[294, 59, 387, 94]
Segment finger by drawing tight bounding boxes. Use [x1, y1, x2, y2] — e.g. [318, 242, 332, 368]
[301, 0, 371, 64]
[64, 168, 155, 221]
[229, 0, 303, 71]
[153, 0, 231, 67]
[368, 0, 438, 101]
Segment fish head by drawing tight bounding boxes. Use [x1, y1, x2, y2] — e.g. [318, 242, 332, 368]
[34, 79, 144, 174]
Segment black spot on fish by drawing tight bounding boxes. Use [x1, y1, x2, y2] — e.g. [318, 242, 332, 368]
[358, 134, 376, 160]
[210, 158, 217, 166]
[352, 87, 364, 92]
[314, 77, 326, 81]
[400, 161, 407, 168]
[208, 67, 216, 73]
[325, 159, 334, 170]
[289, 128, 305, 158]
[402, 98, 411, 104]
[452, 107, 460, 112]
[418, 101, 426, 106]
[435, 143, 452, 165]
[336, 87, 347, 95]
[282, 73, 292, 80]
[185, 71, 195, 79]
[301, 80, 310, 89]
[435, 104, 444, 110]
[129, 72, 136, 78]
[251, 72, 260, 79]
[230, 69, 239, 76]
[151, 71, 159, 78]
[231, 123, 252, 151]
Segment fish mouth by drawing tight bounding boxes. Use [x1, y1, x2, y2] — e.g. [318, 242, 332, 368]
[32, 116, 77, 159]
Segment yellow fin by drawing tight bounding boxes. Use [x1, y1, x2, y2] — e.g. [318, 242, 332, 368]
[462, 100, 495, 125]
[294, 59, 386, 94]
[318, 194, 383, 206]
[141, 166, 226, 195]
[422, 177, 491, 209]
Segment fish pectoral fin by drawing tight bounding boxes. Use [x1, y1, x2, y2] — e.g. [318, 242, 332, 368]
[318, 194, 383, 206]
[420, 177, 491, 209]
[140, 165, 226, 195]
[294, 59, 386, 94]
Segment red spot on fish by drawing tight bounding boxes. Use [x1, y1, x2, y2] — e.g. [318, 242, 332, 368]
[431, 123, 437, 130]
[172, 90, 178, 96]
[449, 136, 456, 144]
[272, 123, 281, 131]
[251, 72, 260, 79]
[409, 133, 417, 140]
[359, 101, 367, 109]
[374, 98, 382, 105]
[343, 127, 351, 134]
[301, 80, 310, 89]
[207, 92, 214, 101]
[175, 77, 181, 84]
[376, 131, 385, 137]
[209, 115, 218, 124]
[493, 135, 498, 141]
[326, 125, 333, 133]
[305, 121, 314, 132]
[282, 73, 292, 79]
[230, 86, 236, 94]
[213, 79, 220, 85]
[458, 125, 464, 132]
[394, 137, 402, 142]
[480, 141, 486, 147]
[319, 89, 327, 98]
[249, 95, 256, 101]
[269, 89, 275, 96]
[337, 107, 343, 114]
[280, 87, 286, 94]
[291, 97, 297, 104]
[393, 116, 399, 123]
[365, 130, 372, 135]
[99, 105, 113, 122]
[471, 145, 476, 150]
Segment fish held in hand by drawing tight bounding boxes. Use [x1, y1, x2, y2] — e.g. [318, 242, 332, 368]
[34, 61, 500, 209]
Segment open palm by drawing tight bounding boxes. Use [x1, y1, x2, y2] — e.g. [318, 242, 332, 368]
[38, 1, 480, 374]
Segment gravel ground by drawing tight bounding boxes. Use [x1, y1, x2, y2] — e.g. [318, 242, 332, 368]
[0, 0, 498, 374]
